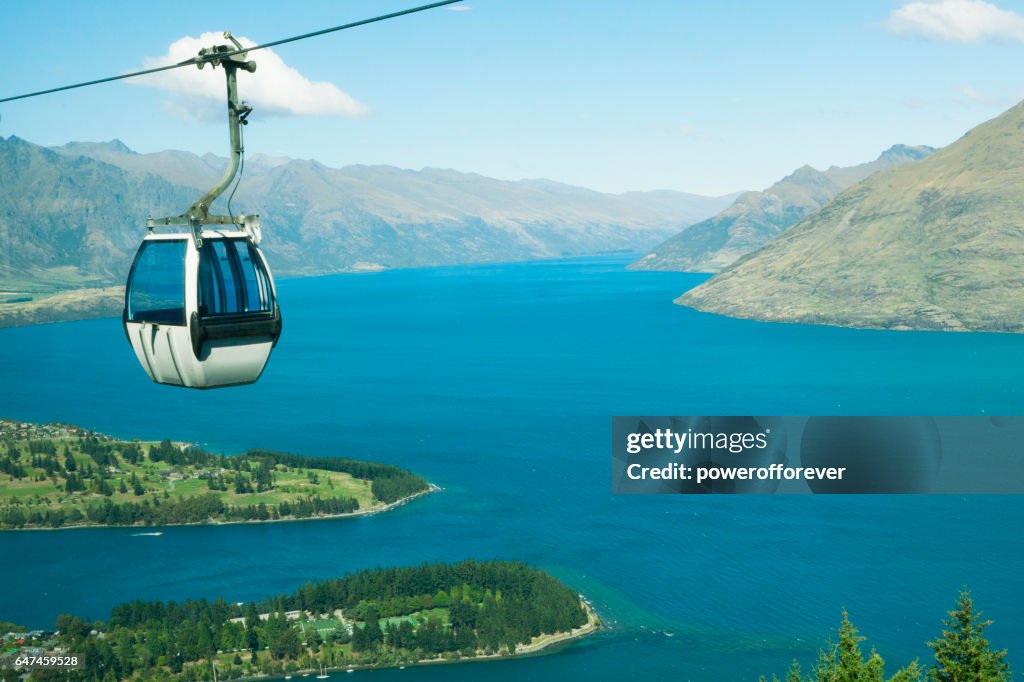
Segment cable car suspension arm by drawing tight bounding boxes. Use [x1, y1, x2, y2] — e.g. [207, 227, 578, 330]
[147, 33, 260, 248]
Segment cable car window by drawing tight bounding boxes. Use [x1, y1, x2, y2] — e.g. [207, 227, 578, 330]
[126, 240, 187, 325]
[199, 239, 274, 317]
[232, 240, 269, 312]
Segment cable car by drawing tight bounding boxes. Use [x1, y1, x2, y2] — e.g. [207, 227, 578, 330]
[123, 34, 281, 389]
[124, 221, 281, 388]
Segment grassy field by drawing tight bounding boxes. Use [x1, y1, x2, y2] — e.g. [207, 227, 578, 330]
[2, 439, 371, 507]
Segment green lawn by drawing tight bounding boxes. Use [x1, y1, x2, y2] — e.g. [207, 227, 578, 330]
[374, 608, 450, 631]
[300, 618, 344, 637]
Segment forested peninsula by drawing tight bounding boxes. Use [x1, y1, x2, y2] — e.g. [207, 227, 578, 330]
[0, 420, 431, 530]
[0, 560, 600, 680]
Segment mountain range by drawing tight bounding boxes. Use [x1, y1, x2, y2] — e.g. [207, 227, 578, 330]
[630, 144, 934, 273]
[680, 100, 1024, 332]
[0, 135, 738, 326]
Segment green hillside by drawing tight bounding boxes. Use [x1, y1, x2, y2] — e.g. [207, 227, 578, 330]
[631, 144, 932, 273]
[680, 101, 1024, 332]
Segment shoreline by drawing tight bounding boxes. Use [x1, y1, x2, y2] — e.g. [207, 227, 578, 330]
[0, 254, 639, 329]
[0, 484, 440, 533]
[234, 599, 601, 681]
[409, 597, 602, 666]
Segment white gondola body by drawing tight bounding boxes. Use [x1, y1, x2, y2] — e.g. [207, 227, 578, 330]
[123, 229, 281, 389]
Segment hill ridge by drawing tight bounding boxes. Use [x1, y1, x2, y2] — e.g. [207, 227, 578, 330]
[678, 100, 1024, 332]
[1, 135, 736, 326]
[629, 144, 934, 273]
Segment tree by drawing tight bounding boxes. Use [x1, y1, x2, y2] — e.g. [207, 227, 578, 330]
[808, 610, 920, 682]
[55, 613, 89, 641]
[890, 662, 923, 682]
[927, 589, 1010, 682]
[269, 626, 301, 660]
[115, 628, 135, 677]
[255, 462, 274, 492]
[244, 603, 260, 630]
[812, 610, 881, 682]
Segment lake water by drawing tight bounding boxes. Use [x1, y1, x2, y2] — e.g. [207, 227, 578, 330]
[1, 255, 1022, 681]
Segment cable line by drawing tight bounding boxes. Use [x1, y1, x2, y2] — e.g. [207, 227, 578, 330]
[0, 0, 462, 104]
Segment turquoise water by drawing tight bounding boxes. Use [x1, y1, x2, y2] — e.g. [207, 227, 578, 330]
[1, 255, 1023, 680]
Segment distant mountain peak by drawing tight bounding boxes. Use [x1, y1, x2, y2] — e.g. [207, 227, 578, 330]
[106, 139, 135, 154]
[57, 139, 137, 156]
[629, 143, 934, 274]
[878, 143, 934, 162]
[786, 165, 826, 181]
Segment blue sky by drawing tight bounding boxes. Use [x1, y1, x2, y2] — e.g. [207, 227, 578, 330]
[3, 0, 1024, 195]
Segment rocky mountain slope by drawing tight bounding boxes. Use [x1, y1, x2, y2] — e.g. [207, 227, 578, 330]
[0, 135, 737, 325]
[630, 145, 933, 272]
[679, 102, 1024, 332]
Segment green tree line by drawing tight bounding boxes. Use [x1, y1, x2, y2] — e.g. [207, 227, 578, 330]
[1, 492, 360, 528]
[760, 589, 1011, 682]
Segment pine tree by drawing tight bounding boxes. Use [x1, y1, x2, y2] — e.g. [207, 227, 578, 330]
[809, 610, 921, 682]
[813, 610, 884, 682]
[927, 589, 1010, 682]
[890, 661, 923, 682]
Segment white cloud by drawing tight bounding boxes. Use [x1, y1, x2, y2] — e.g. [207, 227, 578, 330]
[129, 32, 368, 120]
[887, 0, 1024, 42]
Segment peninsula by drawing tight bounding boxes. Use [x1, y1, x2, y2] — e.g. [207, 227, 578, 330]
[0, 560, 600, 679]
[0, 419, 431, 530]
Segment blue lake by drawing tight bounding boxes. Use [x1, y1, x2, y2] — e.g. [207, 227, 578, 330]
[1, 255, 1022, 680]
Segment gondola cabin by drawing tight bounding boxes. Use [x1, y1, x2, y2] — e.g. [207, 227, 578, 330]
[121, 34, 282, 389]
[123, 227, 281, 389]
